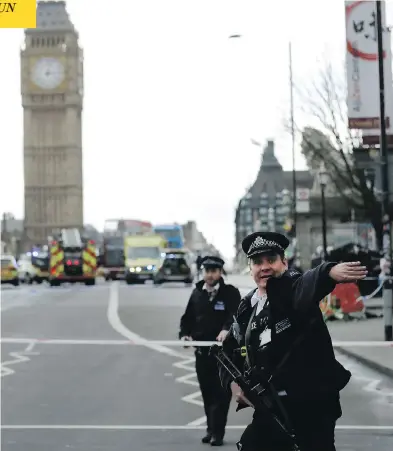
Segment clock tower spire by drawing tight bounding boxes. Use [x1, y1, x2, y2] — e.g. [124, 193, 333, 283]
[20, 0, 84, 247]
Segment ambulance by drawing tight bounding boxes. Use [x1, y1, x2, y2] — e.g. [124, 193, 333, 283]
[124, 234, 166, 284]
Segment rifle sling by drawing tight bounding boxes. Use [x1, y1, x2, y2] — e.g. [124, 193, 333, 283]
[244, 303, 258, 368]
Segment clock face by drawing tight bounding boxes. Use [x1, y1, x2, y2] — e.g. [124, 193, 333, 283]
[31, 57, 65, 90]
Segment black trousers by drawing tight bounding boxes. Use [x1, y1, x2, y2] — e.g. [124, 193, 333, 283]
[237, 394, 342, 451]
[195, 349, 232, 439]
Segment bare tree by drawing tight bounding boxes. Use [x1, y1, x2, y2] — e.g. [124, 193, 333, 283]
[296, 61, 386, 247]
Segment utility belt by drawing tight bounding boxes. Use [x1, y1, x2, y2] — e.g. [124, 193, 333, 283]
[234, 345, 248, 358]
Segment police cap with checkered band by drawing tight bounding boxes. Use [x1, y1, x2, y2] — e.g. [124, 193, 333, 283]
[241, 232, 290, 259]
[201, 255, 225, 269]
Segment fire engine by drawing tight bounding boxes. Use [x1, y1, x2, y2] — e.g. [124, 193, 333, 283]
[48, 228, 97, 287]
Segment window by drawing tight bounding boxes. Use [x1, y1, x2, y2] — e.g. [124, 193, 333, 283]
[127, 247, 160, 260]
[31, 253, 49, 270]
[259, 194, 269, 207]
[276, 206, 289, 215]
[245, 209, 252, 223]
[162, 256, 190, 275]
[155, 228, 181, 240]
[105, 237, 124, 248]
[1, 257, 16, 268]
[104, 249, 124, 267]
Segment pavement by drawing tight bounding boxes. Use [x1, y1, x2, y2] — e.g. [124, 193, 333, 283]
[327, 319, 393, 378]
[1, 279, 393, 451]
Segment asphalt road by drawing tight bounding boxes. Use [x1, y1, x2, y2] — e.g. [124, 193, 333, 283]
[1, 280, 393, 451]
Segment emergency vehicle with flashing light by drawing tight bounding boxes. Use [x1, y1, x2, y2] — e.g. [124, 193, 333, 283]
[48, 228, 97, 286]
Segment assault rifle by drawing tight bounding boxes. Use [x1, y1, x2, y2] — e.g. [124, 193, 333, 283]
[209, 344, 300, 451]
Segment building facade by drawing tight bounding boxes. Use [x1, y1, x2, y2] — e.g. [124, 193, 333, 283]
[1, 213, 24, 257]
[21, 1, 84, 246]
[182, 220, 221, 256]
[295, 173, 377, 269]
[234, 140, 313, 267]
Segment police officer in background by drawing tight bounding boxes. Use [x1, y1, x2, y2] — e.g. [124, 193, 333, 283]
[179, 256, 241, 446]
[196, 252, 203, 280]
[219, 232, 368, 451]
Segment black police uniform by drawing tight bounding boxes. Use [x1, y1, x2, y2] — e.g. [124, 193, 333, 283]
[179, 256, 241, 446]
[219, 232, 352, 451]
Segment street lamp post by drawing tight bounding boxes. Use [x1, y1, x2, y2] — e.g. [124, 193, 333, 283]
[318, 163, 329, 261]
[376, 0, 393, 341]
[364, 167, 376, 250]
[289, 42, 297, 240]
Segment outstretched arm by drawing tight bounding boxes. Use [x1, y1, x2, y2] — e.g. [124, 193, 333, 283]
[293, 261, 367, 311]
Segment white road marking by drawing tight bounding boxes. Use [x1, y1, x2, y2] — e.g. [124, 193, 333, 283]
[106, 283, 145, 344]
[1, 425, 392, 430]
[187, 416, 208, 426]
[107, 282, 187, 359]
[107, 282, 207, 423]
[181, 391, 204, 407]
[173, 357, 206, 423]
[1, 341, 40, 378]
[176, 371, 199, 386]
[24, 341, 37, 353]
[336, 352, 393, 405]
[0, 338, 135, 345]
[173, 358, 198, 383]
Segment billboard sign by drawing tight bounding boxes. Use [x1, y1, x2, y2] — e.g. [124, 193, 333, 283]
[345, 1, 393, 136]
[295, 188, 310, 213]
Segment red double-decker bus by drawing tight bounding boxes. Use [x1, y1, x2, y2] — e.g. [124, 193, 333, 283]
[104, 219, 153, 235]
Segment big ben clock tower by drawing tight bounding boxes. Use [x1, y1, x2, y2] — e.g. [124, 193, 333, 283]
[21, 0, 84, 246]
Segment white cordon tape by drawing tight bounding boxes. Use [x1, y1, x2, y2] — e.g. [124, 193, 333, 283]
[0, 338, 392, 347]
[357, 281, 384, 303]
[137, 340, 393, 347]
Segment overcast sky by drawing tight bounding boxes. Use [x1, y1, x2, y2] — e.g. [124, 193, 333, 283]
[1, 0, 393, 261]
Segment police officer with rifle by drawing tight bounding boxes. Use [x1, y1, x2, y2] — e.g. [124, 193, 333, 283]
[212, 232, 367, 451]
